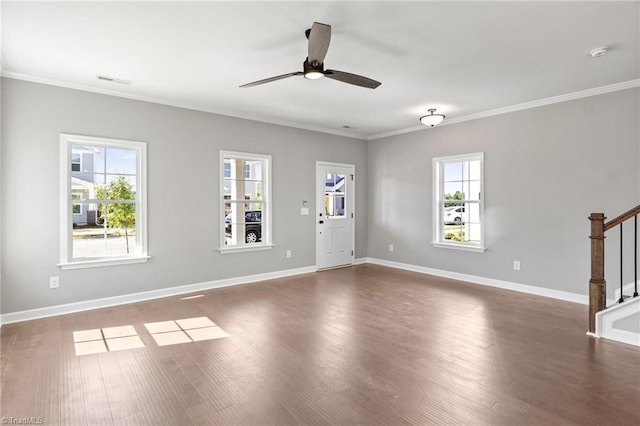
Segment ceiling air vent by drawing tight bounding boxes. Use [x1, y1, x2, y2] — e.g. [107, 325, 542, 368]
[96, 75, 131, 85]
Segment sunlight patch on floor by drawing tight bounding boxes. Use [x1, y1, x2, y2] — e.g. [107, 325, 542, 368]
[73, 317, 229, 355]
[73, 325, 144, 356]
[145, 316, 229, 347]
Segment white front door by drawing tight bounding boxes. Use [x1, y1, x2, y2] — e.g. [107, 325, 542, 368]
[316, 162, 355, 270]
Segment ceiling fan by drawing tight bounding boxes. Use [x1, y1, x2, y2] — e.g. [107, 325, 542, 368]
[240, 22, 381, 89]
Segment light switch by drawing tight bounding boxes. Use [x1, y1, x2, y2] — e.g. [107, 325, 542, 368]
[301, 208, 309, 215]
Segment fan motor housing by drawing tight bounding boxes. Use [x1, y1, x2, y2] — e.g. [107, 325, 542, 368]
[304, 58, 324, 74]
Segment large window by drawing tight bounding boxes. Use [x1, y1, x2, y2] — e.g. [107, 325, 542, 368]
[59, 134, 148, 269]
[220, 151, 272, 252]
[433, 152, 485, 252]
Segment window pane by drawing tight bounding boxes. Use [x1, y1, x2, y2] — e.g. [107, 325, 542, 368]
[443, 182, 464, 202]
[468, 202, 480, 223]
[325, 193, 346, 218]
[443, 223, 465, 241]
[106, 148, 137, 175]
[468, 223, 481, 242]
[221, 153, 269, 248]
[324, 173, 347, 218]
[102, 176, 137, 200]
[224, 202, 263, 245]
[72, 224, 104, 258]
[244, 180, 263, 201]
[92, 146, 105, 174]
[443, 162, 463, 181]
[103, 205, 137, 256]
[469, 181, 481, 201]
[71, 146, 98, 174]
[434, 154, 484, 248]
[325, 173, 346, 193]
[73, 204, 138, 259]
[469, 160, 481, 180]
[443, 203, 464, 225]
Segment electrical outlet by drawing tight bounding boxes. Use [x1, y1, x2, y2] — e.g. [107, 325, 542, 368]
[49, 276, 60, 289]
[286, 250, 292, 258]
[389, 244, 394, 252]
[513, 261, 521, 271]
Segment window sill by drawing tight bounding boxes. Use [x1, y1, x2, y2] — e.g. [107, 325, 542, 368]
[58, 256, 150, 270]
[432, 242, 487, 253]
[218, 244, 274, 254]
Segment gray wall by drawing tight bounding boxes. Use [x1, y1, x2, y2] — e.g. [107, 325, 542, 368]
[1, 78, 368, 313]
[367, 88, 640, 297]
[2, 78, 638, 315]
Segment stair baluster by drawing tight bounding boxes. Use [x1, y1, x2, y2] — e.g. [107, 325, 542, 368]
[619, 223, 624, 304]
[635, 215, 638, 298]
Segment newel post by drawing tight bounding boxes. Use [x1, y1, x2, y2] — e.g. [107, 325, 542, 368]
[588, 213, 606, 333]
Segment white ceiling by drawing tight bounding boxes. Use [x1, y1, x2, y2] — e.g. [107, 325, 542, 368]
[2, 1, 639, 139]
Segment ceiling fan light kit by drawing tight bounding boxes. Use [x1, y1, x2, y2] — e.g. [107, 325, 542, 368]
[589, 46, 608, 58]
[304, 71, 324, 80]
[240, 22, 381, 89]
[420, 108, 445, 127]
[303, 58, 325, 79]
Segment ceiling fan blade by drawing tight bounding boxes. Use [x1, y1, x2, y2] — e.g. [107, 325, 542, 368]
[240, 72, 303, 88]
[308, 22, 331, 65]
[324, 70, 381, 89]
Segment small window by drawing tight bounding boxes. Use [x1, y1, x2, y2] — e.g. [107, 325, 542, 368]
[72, 193, 83, 214]
[324, 172, 346, 218]
[432, 153, 485, 252]
[60, 134, 148, 269]
[71, 153, 81, 172]
[220, 151, 272, 252]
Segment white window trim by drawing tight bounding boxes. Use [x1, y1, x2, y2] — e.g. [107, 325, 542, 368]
[218, 150, 272, 253]
[432, 152, 486, 252]
[59, 134, 149, 269]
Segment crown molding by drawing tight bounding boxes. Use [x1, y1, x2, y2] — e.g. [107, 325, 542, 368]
[367, 79, 640, 141]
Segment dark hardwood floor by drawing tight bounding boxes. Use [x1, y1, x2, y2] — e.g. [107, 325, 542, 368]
[2, 264, 639, 425]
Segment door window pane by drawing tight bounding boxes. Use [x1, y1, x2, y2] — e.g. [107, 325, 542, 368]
[325, 173, 346, 218]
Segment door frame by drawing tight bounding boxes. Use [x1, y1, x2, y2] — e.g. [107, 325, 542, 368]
[315, 161, 356, 270]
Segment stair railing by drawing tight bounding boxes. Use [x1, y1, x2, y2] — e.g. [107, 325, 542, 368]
[588, 204, 640, 333]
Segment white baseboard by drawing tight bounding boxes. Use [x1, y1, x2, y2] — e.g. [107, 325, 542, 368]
[1, 257, 589, 325]
[365, 257, 588, 305]
[0, 265, 316, 325]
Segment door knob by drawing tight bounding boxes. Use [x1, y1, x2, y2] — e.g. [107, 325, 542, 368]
[319, 220, 324, 224]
